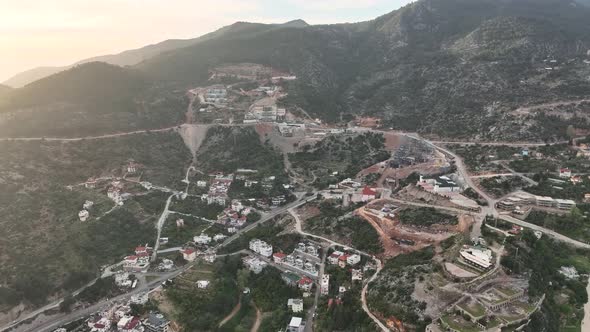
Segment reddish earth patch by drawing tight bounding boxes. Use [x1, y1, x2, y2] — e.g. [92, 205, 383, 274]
[357, 163, 384, 179]
[383, 132, 405, 152]
[356, 117, 381, 128]
[296, 204, 321, 220]
[356, 199, 471, 259]
[254, 123, 273, 138]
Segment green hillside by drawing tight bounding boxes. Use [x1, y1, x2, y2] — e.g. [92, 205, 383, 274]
[2, 0, 590, 140]
[2, 20, 309, 88]
[0, 132, 191, 308]
[135, 0, 590, 140]
[1, 62, 146, 109]
[0, 62, 186, 137]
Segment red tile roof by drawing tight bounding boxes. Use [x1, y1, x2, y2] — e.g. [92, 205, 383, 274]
[362, 186, 377, 196]
[125, 317, 140, 329]
[273, 252, 287, 258]
[298, 277, 313, 285]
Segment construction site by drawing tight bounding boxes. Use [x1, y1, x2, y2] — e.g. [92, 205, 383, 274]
[355, 199, 474, 258]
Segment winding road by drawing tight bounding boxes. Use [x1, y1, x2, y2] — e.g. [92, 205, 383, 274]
[289, 208, 388, 331]
[0, 127, 179, 142]
[4, 126, 590, 332]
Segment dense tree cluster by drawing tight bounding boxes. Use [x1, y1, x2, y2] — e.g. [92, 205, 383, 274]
[397, 207, 458, 227]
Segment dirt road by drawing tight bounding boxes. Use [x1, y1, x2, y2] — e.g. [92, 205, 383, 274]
[218, 298, 241, 327]
[513, 99, 590, 115]
[251, 304, 262, 332]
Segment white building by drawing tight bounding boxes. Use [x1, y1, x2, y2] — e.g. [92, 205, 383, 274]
[213, 234, 227, 241]
[321, 274, 330, 295]
[352, 269, 363, 281]
[194, 233, 212, 245]
[339, 178, 362, 189]
[559, 168, 572, 178]
[83, 200, 94, 210]
[555, 199, 576, 210]
[79, 210, 90, 222]
[559, 266, 579, 279]
[417, 175, 461, 194]
[243, 256, 268, 274]
[287, 299, 304, 313]
[535, 195, 556, 208]
[231, 200, 244, 212]
[460, 246, 493, 269]
[197, 280, 210, 289]
[347, 254, 361, 266]
[115, 272, 132, 287]
[182, 248, 197, 262]
[197, 181, 208, 187]
[287, 317, 305, 332]
[249, 239, 273, 257]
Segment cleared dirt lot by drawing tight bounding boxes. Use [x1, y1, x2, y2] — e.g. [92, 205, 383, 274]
[356, 199, 473, 259]
[445, 262, 478, 278]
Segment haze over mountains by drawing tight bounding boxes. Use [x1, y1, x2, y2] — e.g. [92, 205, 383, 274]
[2, 20, 310, 88]
[2, 0, 590, 141]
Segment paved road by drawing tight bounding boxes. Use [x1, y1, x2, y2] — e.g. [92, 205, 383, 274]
[289, 208, 388, 331]
[491, 161, 539, 186]
[499, 214, 590, 249]
[413, 134, 499, 240]
[361, 259, 388, 332]
[0, 277, 99, 332]
[0, 127, 179, 142]
[157, 247, 182, 254]
[151, 194, 175, 262]
[220, 194, 316, 248]
[181, 166, 195, 195]
[4, 195, 311, 332]
[11, 268, 186, 332]
[6, 128, 587, 332]
[429, 141, 561, 147]
[305, 248, 327, 332]
[469, 173, 515, 179]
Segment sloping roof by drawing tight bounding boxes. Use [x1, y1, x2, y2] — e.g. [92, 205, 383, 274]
[298, 277, 313, 285]
[362, 186, 377, 196]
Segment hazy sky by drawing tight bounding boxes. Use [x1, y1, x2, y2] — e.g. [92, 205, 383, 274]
[0, 0, 413, 82]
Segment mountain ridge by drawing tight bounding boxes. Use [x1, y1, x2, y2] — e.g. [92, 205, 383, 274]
[3, 0, 590, 141]
[2, 20, 310, 88]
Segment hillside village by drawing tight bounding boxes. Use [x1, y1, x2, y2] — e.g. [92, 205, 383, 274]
[1, 59, 590, 332]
